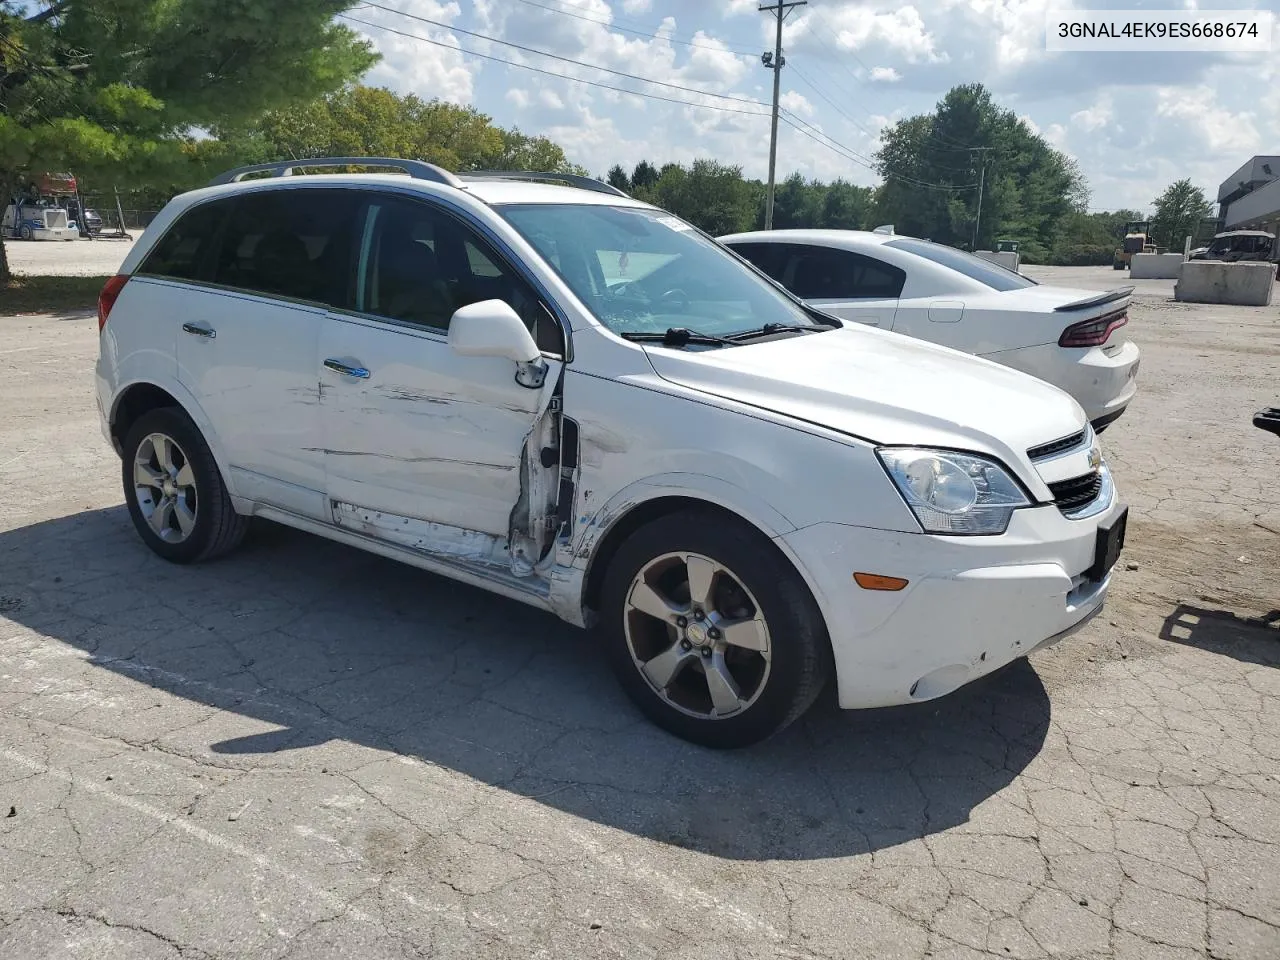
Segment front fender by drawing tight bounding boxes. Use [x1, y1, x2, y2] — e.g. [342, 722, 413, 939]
[545, 471, 801, 628]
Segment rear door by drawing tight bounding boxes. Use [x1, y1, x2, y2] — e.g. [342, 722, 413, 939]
[318, 192, 565, 542]
[170, 187, 359, 519]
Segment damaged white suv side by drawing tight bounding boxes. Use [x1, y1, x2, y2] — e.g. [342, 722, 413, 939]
[96, 159, 1127, 748]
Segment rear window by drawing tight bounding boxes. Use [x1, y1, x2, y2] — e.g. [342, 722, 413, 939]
[885, 237, 1037, 291]
[138, 200, 229, 281]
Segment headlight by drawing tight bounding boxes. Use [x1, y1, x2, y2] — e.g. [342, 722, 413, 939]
[878, 448, 1030, 535]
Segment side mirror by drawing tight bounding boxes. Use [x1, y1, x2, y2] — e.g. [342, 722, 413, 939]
[448, 299, 547, 389]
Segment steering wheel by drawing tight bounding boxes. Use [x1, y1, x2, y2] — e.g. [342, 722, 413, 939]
[658, 288, 690, 309]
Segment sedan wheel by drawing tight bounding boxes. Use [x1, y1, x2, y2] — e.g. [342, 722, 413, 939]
[624, 551, 771, 719]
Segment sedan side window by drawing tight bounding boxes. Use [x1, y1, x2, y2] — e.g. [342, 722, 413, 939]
[356, 196, 564, 354]
[727, 242, 787, 282]
[785, 246, 906, 300]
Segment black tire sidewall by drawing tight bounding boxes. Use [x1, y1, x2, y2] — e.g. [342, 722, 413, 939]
[121, 407, 226, 564]
[599, 511, 830, 749]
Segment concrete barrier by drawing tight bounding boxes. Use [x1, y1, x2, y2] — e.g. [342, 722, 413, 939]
[1129, 253, 1184, 279]
[973, 250, 1020, 272]
[1175, 261, 1275, 306]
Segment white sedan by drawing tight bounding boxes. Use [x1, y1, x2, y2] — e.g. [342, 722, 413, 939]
[720, 229, 1141, 431]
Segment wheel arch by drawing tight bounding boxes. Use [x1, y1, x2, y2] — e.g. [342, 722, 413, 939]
[575, 476, 805, 619]
[109, 379, 236, 497]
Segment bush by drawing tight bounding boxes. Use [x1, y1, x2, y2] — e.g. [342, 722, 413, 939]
[1048, 244, 1115, 267]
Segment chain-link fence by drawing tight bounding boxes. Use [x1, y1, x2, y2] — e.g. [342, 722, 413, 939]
[76, 194, 163, 237]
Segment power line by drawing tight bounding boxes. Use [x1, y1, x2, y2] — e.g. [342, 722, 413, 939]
[358, 1, 764, 107]
[779, 110, 979, 191]
[345, 10, 974, 194]
[340, 15, 771, 118]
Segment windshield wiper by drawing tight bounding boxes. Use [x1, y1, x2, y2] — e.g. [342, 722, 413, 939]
[726, 321, 833, 341]
[621, 327, 735, 348]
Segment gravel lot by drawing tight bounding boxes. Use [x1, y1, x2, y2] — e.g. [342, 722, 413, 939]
[5, 236, 137, 278]
[1, 266, 1278, 959]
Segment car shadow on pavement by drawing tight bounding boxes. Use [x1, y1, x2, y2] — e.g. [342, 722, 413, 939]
[1, 507, 1052, 861]
[1160, 603, 1280, 668]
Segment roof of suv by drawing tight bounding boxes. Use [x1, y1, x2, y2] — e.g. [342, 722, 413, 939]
[194, 160, 650, 209]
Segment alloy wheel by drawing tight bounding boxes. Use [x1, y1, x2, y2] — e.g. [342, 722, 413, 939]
[133, 432, 198, 544]
[623, 552, 772, 719]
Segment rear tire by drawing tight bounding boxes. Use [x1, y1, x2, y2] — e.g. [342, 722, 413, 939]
[121, 407, 248, 564]
[599, 509, 831, 748]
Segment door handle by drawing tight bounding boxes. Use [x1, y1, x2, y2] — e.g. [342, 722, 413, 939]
[323, 358, 371, 379]
[181, 323, 215, 339]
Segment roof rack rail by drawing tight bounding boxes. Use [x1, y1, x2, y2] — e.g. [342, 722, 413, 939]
[460, 170, 628, 198]
[207, 157, 462, 188]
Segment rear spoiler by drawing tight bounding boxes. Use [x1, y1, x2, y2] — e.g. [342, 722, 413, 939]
[1053, 286, 1133, 313]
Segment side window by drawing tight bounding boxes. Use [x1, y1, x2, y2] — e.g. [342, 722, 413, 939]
[728, 242, 786, 281]
[357, 196, 564, 354]
[785, 246, 906, 300]
[210, 189, 359, 307]
[138, 200, 229, 281]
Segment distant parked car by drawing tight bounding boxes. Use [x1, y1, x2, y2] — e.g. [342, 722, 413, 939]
[66, 200, 104, 237]
[1190, 230, 1279, 278]
[721, 229, 1141, 432]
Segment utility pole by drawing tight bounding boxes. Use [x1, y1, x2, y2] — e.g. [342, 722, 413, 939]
[760, 0, 806, 230]
[970, 147, 992, 250]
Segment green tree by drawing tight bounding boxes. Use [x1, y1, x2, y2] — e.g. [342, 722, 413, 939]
[1150, 178, 1212, 251]
[630, 160, 659, 191]
[241, 86, 581, 174]
[873, 84, 1085, 260]
[637, 159, 759, 236]
[606, 164, 630, 192]
[1, 0, 375, 282]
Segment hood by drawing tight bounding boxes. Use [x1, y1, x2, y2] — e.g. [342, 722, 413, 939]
[645, 325, 1086, 474]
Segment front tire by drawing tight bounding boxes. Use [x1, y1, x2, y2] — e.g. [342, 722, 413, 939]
[599, 510, 831, 748]
[121, 407, 248, 564]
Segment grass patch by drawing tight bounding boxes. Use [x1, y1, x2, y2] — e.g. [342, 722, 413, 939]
[1, 275, 109, 315]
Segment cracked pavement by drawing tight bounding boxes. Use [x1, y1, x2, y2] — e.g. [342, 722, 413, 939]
[1, 266, 1278, 959]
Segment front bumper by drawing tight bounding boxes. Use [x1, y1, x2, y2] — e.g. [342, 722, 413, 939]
[779, 496, 1125, 709]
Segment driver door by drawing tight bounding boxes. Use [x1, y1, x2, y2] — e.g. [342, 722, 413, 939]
[318, 194, 564, 540]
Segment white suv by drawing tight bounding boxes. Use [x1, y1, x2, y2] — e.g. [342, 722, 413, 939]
[95, 158, 1128, 748]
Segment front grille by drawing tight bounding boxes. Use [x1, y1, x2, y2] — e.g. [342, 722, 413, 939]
[1028, 429, 1087, 461]
[1049, 471, 1103, 513]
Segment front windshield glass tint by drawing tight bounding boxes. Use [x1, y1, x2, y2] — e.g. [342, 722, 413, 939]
[885, 237, 1038, 291]
[497, 203, 817, 336]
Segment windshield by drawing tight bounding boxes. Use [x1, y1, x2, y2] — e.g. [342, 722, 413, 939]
[498, 203, 818, 336]
[885, 237, 1038, 291]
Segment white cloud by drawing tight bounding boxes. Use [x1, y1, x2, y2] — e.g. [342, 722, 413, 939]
[1155, 85, 1260, 156]
[869, 66, 902, 83]
[1070, 94, 1113, 132]
[780, 90, 814, 117]
[355, 0, 476, 103]
[622, 0, 653, 12]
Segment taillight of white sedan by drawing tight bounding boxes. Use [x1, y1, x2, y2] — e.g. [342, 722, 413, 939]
[721, 230, 1141, 432]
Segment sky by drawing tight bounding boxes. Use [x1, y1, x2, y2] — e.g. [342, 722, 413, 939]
[345, 0, 1280, 214]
